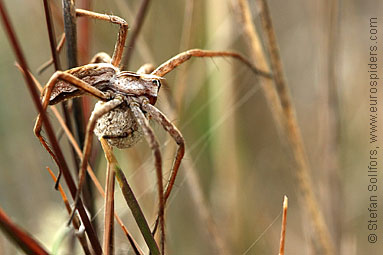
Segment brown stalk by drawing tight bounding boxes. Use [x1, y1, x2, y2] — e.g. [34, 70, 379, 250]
[122, 0, 152, 69]
[77, 0, 99, 236]
[0, 1, 102, 254]
[46, 167, 92, 255]
[43, 0, 62, 71]
[279, 196, 288, 255]
[235, 0, 283, 132]
[236, 0, 335, 253]
[257, 0, 335, 254]
[0, 207, 49, 255]
[101, 142, 116, 255]
[62, 0, 87, 155]
[174, 0, 194, 110]
[320, 0, 342, 250]
[78, 0, 92, 64]
[42, 0, 78, 189]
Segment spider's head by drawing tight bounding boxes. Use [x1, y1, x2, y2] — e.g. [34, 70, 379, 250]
[114, 72, 163, 105]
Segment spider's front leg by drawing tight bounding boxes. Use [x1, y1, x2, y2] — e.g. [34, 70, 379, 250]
[38, 8, 128, 72]
[76, 9, 128, 67]
[127, 97, 165, 254]
[34, 71, 110, 186]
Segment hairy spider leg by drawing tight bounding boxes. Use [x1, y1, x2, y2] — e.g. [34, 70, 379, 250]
[76, 9, 128, 67]
[142, 100, 185, 238]
[38, 8, 128, 71]
[151, 49, 272, 78]
[34, 71, 109, 185]
[128, 97, 165, 254]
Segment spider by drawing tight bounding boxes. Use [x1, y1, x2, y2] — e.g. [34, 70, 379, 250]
[34, 8, 271, 253]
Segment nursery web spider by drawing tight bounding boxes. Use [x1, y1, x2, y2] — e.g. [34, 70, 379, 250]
[34, 8, 271, 253]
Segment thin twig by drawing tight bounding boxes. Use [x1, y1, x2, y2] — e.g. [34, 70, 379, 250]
[62, 0, 78, 68]
[235, 0, 284, 132]
[46, 167, 92, 255]
[279, 196, 288, 255]
[321, 0, 342, 251]
[62, 0, 86, 151]
[77, 0, 98, 236]
[174, 0, 194, 110]
[42, 0, 78, 189]
[102, 158, 115, 255]
[257, 0, 335, 253]
[122, 0, 151, 69]
[0, 2, 102, 254]
[0, 207, 49, 255]
[43, 0, 62, 71]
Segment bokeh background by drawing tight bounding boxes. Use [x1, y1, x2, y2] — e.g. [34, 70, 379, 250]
[0, 0, 378, 254]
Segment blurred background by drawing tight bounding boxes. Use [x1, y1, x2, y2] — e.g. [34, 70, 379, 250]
[0, 0, 377, 254]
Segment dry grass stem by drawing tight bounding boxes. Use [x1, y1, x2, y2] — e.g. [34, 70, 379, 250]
[0, 207, 49, 255]
[101, 148, 116, 255]
[279, 196, 288, 255]
[122, 0, 151, 69]
[257, 0, 335, 253]
[235, 0, 284, 133]
[46, 167, 92, 255]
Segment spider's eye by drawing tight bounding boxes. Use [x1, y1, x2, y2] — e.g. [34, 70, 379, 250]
[152, 79, 161, 89]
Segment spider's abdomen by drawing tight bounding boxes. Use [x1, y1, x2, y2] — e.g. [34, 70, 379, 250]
[94, 101, 143, 149]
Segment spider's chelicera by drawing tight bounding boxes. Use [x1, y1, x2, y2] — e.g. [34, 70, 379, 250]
[33, 7, 270, 252]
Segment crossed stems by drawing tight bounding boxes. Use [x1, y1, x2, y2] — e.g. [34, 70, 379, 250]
[34, 8, 271, 254]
